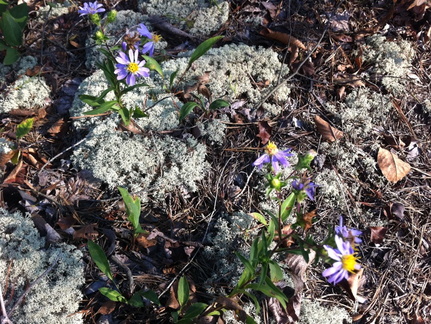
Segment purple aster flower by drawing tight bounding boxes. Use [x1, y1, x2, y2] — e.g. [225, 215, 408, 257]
[323, 235, 361, 284]
[114, 49, 150, 86]
[335, 216, 362, 245]
[137, 23, 161, 57]
[291, 179, 317, 201]
[252, 141, 294, 173]
[78, 1, 105, 16]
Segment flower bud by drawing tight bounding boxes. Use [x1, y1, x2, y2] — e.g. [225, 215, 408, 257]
[295, 149, 317, 170]
[94, 30, 105, 42]
[89, 13, 101, 25]
[107, 10, 117, 23]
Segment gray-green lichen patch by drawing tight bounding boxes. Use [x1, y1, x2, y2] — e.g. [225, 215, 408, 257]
[0, 55, 38, 79]
[299, 299, 351, 324]
[138, 0, 229, 36]
[36, 0, 72, 23]
[70, 69, 179, 131]
[0, 208, 84, 324]
[0, 75, 51, 113]
[325, 87, 392, 140]
[162, 43, 290, 117]
[71, 119, 208, 203]
[362, 35, 414, 95]
[195, 118, 227, 145]
[85, 10, 168, 69]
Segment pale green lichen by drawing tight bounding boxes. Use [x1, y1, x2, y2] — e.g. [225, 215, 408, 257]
[0, 55, 38, 79]
[71, 119, 208, 203]
[195, 118, 227, 145]
[36, 1, 72, 23]
[299, 299, 351, 324]
[0, 76, 50, 113]
[325, 87, 392, 140]
[162, 44, 290, 117]
[362, 35, 414, 94]
[138, 0, 229, 36]
[0, 208, 84, 324]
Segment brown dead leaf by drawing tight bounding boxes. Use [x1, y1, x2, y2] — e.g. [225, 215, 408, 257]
[198, 84, 211, 100]
[57, 215, 77, 230]
[0, 150, 16, 167]
[8, 109, 36, 117]
[260, 28, 306, 50]
[136, 233, 158, 249]
[377, 148, 411, 183]
[370, 226, 388, 244]
[97, 300, 117, 315]
[302, 209, 316, 232]
[3, 159, 24, 184]
[407, 0, 430, 10]
[257, 121, 272, 145]
[334, 75, 365, 87]
[314, 115, 343, 142]
[341, 268, 366, 303]
[73, 224, 99, 240]
[47, 118, 66, 136]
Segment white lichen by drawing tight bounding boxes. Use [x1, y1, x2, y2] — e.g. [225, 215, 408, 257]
[71, 119, 208, 203]
[162, 43, 290, 117]
[361, 35, 414, 94]
[195, 118, 227, 145]
[0, 208, 84, 324]
[139, 0, 229, 36]
[299, 299, 351, 324]
[0, 76, 50, 113]
[36, 1, 72, 23]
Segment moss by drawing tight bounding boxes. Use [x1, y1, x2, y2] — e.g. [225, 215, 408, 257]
[0, 76, 50, 113]
[138, 0, 229, 36]
[0, 209, 84, 324]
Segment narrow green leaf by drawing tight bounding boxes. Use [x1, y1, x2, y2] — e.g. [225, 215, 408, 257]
[177, 276, 190, 307]
[188, 36, 223, 67]
[209, 99, 230, 110]
[118, 187, 144, 234]
[179, 302, 207, 321]
[3, 45, 19, 65]
[169, 69, 179, 88]
[241, 290, 261, 314]
[250, 212, 267, 226]
[79, 94, 103, 107]
[246, 315, 258, 324]
[179, 102, 199, 122]
[128, 290, 161, 307]
[235, 252, 255, 288]
[16, 118, 34, 139]
[99, 287, 127, 303]
[118, 106, 131, 126]
[268, 261, 284, 282]
[98, 87, 114, 99]
[87, 240, 114, 281]
[143, 55, 163, 78]
[132, 107, 148, 119]
[280, 192, 296, 222]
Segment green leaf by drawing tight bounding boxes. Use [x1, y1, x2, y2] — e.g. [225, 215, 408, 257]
[246, 315, 258, 324]
[128, 289, 160, 307]
[16, 118, 34, 139]
[188, 36, 223, 67]
[250, 212, 267, 226]
[132, 107, 148, 119]
[143, 55, 163, 78]
[3, 46, 19, 65]
[241, 290, 261, 314]
[179, 302, 208, 321]
[246, 281, 288, 310]
[209, 99, 230, 110]
[118, 187, 145, 234]
[177, 276, 190, 307]
[99, 287, 127, 303]
[97, 59, 117, 88]
[87, 240, 114, 281]
[118, 106, 131, 126]
[1, 4, 27, 46]
[0, 1, 8, 16]
[79, 94, 104, 107]
[179, 102, 199, 122]
[268, 261, 284, 282]
[0, 40, 8, 50]
[280, 192, 296, 222]
[235, 252, 255, 288]
[120, 83, 149, 96]
[169, 69, 179, 88]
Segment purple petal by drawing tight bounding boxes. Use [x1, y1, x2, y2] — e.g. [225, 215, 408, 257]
[273, 151, 290, 167]
[324, 245, 341, 261]
[322, 263, 342, 277]
[141, 42, 154, 55]
[137, 23, 152, 38]
[127, 73, 136, 86]
[116, 52, 130, 65]
[252, 154, 270, 168]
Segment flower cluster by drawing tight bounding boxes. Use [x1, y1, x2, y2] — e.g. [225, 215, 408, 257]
[323, 217, 362, 284]
[291, 179, 317, 201]
[137, 23, 162, 57]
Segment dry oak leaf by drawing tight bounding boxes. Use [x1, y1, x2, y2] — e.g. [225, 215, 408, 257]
[377, 148, 411, 183]
[259, 28, 306, 50]
[314, 115, 343, 142]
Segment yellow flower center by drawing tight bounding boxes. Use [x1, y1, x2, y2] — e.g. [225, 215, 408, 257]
[265, 141, 278, 156]
[152, 34, 162, 43]
[341, 254, 358, 273]
[127, 62, 139, 74]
